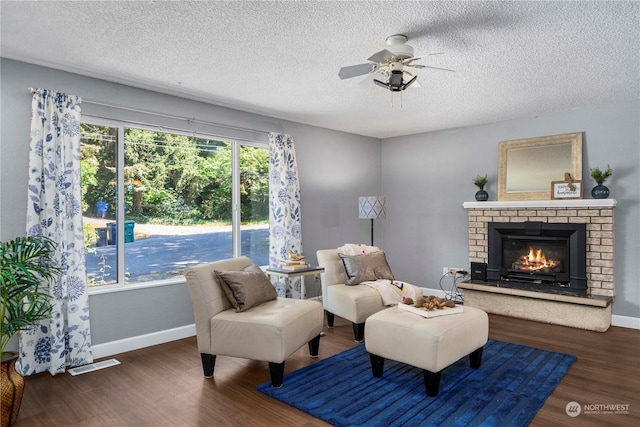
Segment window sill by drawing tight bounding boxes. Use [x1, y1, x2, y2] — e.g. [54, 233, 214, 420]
[87, 276, 186, 295]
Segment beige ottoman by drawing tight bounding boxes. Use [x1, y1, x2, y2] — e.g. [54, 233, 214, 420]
[364, 305, 489, 396]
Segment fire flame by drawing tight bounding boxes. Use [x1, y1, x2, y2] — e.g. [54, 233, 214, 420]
[516, 247, 559, 271]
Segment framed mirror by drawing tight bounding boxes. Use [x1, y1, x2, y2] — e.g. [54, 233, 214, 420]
[498, 132, 582, 201]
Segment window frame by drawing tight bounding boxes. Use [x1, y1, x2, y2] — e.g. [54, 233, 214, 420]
[81, 115, 269, 294]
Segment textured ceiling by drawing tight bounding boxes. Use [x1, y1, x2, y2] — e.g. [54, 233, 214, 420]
[1, 1, 639, 139]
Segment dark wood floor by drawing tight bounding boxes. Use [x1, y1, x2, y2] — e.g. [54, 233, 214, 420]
[14, 314, 640, 427]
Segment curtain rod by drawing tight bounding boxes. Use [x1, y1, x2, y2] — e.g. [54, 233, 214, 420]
[81, 113, 267, 145]
[28, 87, 271, 137]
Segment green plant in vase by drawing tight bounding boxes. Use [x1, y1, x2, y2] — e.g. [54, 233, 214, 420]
[1, 236, 59, 426]
[473, 174, 489, 201]
[590, 165, 612, 185]
[589, 165, 612, 199]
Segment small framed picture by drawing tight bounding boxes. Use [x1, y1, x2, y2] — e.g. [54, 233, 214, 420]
[551, 180, 583, 200]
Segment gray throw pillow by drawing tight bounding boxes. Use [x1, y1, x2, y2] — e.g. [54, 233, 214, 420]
[339, 251, 394, 285]
[215, 264, 277, 312]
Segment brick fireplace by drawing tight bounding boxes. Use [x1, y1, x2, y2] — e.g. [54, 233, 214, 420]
[461, 199, 616, 332]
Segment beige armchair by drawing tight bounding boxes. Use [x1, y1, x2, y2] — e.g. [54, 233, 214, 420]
[316, 249, 387, 342]
[185, 256, 323, 387]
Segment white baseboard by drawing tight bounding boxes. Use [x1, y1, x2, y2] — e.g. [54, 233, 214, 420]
[421, 287, 639, 330]
[611, 314, 640, 330]
[91, 324, 196, 360]
[89, 295, 639, 360]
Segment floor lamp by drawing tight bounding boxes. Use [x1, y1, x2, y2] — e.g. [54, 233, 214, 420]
[358, 196, 386, 246]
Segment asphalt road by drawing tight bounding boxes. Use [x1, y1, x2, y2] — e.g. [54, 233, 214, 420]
[86, 228, 269, 283]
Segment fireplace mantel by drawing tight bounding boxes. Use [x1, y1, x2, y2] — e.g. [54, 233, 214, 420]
[463, 199, 617, 209]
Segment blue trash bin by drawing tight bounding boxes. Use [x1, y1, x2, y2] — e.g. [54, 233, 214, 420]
[106, 222, 117, 245]
[96, 201, 108, 218]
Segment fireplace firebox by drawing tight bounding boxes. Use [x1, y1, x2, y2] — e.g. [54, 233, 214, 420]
[487, 222, 587, 294]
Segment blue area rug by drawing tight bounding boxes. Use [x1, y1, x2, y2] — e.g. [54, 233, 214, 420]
[257, 339, 576, 427]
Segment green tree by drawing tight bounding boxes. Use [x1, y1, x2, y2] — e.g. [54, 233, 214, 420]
[199, 143, 233, 221]
[81, 124, 117, 218]
[80, 125, 269, 225]
[240, 146, 269, 221]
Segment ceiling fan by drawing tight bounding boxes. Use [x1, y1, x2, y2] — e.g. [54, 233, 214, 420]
[338, 34, 454, 92]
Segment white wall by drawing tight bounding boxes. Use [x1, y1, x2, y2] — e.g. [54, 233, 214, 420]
[381, 101, 640, 319]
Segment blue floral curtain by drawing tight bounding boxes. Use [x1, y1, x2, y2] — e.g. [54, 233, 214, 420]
[19, 89, 93, 375]
[268, 132, 302, 298]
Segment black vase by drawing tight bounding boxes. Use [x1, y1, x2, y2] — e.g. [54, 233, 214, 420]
[591, 184, 609, 199]
[475, 189, 489, 201]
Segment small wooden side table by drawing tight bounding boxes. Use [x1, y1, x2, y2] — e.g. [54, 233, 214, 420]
[265, 266, 325, 299]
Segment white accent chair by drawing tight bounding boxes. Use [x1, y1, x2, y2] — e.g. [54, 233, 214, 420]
[316, 249, 387, 342]
[185, 256, 323, 387]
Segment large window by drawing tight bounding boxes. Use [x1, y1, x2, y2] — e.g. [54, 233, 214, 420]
[80, 120, 269, 287]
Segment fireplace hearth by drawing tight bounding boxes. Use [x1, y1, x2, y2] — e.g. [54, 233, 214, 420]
[487, 221, 587, 295]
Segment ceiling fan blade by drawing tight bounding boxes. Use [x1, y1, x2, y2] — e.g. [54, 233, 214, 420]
[422, 65, 456, 72]
[338, 63, 376, 80]
[406, 64, 456, 72]
[404, 52, 444, 64]
[367, 49, 395, 63]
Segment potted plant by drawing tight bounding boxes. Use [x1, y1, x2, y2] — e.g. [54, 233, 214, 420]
[1, 236, 59, 427]
[589, 165, 612, 199]
[473, 174, 489, 201]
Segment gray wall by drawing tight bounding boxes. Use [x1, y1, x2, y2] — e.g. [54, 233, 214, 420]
[381, 100, 640, 319]
[1, 58, 637, 351]
[281, 120, 384, 297]
[0, 59, 380, 345]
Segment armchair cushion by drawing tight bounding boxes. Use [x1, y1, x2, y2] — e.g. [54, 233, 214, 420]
[339, 251, 394, 285]
[215, 264, 277, 312]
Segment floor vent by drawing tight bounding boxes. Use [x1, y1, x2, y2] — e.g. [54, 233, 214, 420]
[68, 359, 120, 376]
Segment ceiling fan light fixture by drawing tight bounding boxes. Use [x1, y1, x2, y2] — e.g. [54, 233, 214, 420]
[373, 78, 389, 89]
[374, 70, 417, 92]
[403, 75, 418, 89]
[389, 70, 404, 91]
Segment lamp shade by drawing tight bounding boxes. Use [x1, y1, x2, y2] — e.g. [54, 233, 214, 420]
[358, 196, 386, 219]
